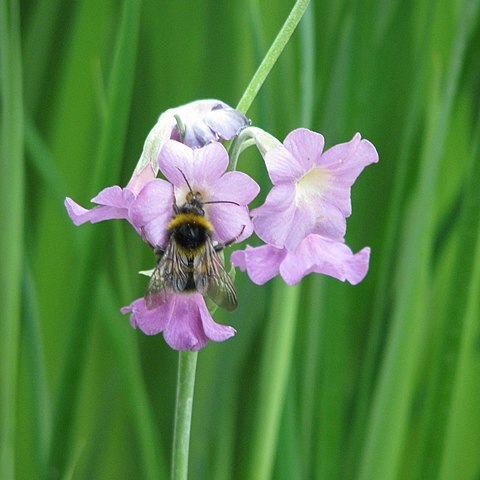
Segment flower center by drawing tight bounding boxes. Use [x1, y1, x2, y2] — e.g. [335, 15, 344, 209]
[295, 166, 330, 205]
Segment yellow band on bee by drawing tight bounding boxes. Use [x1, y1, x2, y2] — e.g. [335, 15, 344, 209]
[167, 213, 213, 232]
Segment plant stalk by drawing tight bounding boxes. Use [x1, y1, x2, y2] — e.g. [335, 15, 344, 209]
[171, 351, 199, 480]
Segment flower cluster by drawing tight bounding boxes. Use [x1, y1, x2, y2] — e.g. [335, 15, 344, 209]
[65, 99, 378, 351]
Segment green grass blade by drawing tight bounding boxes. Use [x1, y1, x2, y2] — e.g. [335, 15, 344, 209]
[23, 0, 63, 113]
[438, 137, 480, 479]
[0, 0, 24, 478]
[244, 281, 301, 480]
[21, 263, 52, 476]
[358, 0, 479, 477]
[345, 1, 435, 474]
[48, 0, 142, 474]
[414, 119, 480, 479]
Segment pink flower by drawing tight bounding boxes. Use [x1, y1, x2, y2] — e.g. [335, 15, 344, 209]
[251, 129, 378, 252]
[231, 234, 370, 286]
[130, 140, 260, 247]
[121, 293, 236, 351]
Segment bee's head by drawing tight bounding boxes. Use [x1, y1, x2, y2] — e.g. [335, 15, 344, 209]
[182, 191, 205, 216]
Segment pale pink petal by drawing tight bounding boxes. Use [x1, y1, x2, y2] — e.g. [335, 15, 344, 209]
[158, 140, 195, 187]
[251, 184, 296, 248]
[120, 297, 170, 334]
[163, 295, 209, 351]
[279, 235, 371, 285]
[264, 145, 305, 184]
[91, 185, 132, 206]
[283, 128, 324, 172]
[319, 133, 379, 186]
[207, 204, 253, 244]
[313, 202, 347, 241]
[191, 142, 229, 185]
[210, 171, 260, 205]
[283, 206, 316, 253]
[129, 179, 173, 225]
[195, 295, 236, 342]
[126, 164, 157, 196]
[231, 245, 287, 285]
[65, 185, 133, 226]
[129, 179, 174, 246]
[318, 180, 353, 218]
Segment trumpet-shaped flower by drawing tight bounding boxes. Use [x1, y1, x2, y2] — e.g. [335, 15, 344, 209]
[130, 140, 260, 248]
[121, 293, 236, 351]
[231, 234, 370, 286]
[251, 129, 378, 252]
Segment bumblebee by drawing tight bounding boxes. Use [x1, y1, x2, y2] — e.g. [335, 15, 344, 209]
[145, 173, 243, 312]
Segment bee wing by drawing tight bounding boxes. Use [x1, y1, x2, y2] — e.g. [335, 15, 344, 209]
[144, 240, 189, 309]
[162, 239, 190, 293]
[144, 265, 168, 310]
[194, 238, 238, 312]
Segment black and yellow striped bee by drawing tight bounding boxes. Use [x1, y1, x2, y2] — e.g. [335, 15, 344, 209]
[145, 171, 243, 312]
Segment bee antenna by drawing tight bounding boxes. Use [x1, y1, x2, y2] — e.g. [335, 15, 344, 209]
[176, 167, 193, 194]
[203, 200, 240, 207]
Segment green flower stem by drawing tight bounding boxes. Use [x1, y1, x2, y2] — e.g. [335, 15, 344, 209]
[236, 0, 310, 115]
[171, 351, 199, 480]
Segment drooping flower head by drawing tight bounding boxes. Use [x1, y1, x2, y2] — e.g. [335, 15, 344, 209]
[64, 100, 250, 230]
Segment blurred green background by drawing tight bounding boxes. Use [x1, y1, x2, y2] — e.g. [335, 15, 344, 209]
[1, 0, 480, 478]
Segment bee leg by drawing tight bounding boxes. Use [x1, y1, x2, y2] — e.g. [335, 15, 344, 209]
[173, 191, 180, 215]
[214, 225, 246, 252]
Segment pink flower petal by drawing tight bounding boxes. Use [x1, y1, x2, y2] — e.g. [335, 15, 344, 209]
[251, 184, 296, 248]
[283, 128, 324, 172]
[65, 185, 134, 226]
[196, 296, 236, 342]
[207, 204, 253, 244]
[231, 245, 287, 285]
[317, 133, 378, 187]
[91, 185, 132, 207]
[122, 293, 235, 351]
[191, 142, 229, 185]
[158, 140, 195, 186]
[283, 206, 316, 253]
[318, 133, 378, 216]
[279, 235, 371, 285]
[313, 202, 347, 241]
[264, 145, 305, 185]
[129, 179, 174, 246]
[210, 171, 260, 205]
[163, 295, 209, 351]
[126, 164, 157, 196]
[121, 297, 170, 335]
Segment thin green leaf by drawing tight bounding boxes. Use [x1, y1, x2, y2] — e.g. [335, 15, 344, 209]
[48, 0, 142, 474]
[0, 0, 24, 478]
